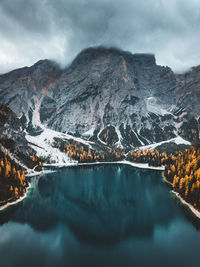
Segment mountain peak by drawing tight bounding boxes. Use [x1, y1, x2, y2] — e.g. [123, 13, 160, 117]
[73, 46, 156, 67]
[32, 59, 60, 69]
[131, 53, 156, 66]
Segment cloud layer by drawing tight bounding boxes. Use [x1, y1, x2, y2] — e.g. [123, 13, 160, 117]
[0, 0, 200, 73]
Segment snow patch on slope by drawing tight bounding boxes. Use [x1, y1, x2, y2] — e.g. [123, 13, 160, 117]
[27, 85, 94, 165]
[146, 97, 172, 116]
[133, 130, 145, 146]
[139, 136, 191, 150]
[82, 127, 95, 137]
[26, 126, 95, 165]
[115, 127, 123, 148]
[26, 128, 77, 165]
[97, 128, 107, 146]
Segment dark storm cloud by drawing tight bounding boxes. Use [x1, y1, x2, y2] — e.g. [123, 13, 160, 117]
[0, 0, 200, 73]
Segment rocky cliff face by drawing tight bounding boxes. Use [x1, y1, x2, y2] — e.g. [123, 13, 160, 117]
[0, 46, 199, 148]
[0, 103, 33, 169]
[0, 59, 62, 133]
[0, 103, 25, 149]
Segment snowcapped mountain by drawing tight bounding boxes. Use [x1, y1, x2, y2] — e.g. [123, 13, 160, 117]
[0, 46, 199, 150]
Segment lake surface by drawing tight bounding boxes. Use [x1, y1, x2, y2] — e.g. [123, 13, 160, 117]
[0, 164, 200, 267]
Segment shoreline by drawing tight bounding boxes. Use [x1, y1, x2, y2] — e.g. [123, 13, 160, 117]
[172, 191, 200, 219]
[0, 160, 165, 211]
[26, 169, 58, 177]
[53, 160, 165, 171]
[1, 160, 200, 219]
[0, 183, 31, 211]
[161, 172, 172, 185]
[116, 160, 165, 170]
[162, 173, 200, 219]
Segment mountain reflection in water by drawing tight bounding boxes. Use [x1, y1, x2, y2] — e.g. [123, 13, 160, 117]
[0, 165, 200, 267]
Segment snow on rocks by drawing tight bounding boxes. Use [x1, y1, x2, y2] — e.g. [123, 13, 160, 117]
[82, 127, 95, 138]
[139, 136, 191, 150]
[26, 128, 77, 165]
[146, 97, 172, 116]
[115, 127, 123, 148]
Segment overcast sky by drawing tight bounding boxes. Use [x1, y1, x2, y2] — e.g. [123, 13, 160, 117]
[0, 0, 200, 74]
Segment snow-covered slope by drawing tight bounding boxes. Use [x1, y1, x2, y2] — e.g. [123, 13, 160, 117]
[26, 127, 95, 165]
[26, 90, 94, 165]
[139, 136, 191, 150]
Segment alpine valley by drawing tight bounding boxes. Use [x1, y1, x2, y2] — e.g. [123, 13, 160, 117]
[1, 46, 200, 214]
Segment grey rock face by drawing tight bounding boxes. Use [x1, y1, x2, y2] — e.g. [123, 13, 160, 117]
[0, 103, 29, 159]
[0, 46, 200, 147]
[0, 60, 62, 124]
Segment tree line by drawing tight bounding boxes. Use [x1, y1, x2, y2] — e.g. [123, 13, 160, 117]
[164, 144, 200, 210]
[54, 139, 125, 163]
[127, 145, 200, 211]
[0, 148, 28, 204]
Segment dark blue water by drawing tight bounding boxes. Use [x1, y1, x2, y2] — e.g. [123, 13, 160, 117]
[0, 164, 200, 267]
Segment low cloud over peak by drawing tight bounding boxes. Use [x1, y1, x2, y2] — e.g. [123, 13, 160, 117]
[0, 0, 200, 74]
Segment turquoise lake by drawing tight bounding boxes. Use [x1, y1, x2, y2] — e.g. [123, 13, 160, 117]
[0, 164, 200, 267]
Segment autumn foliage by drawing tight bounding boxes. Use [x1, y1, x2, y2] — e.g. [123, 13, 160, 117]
[0, 148, 28, 205]
[54, 139, 125, 163]
[127, 149, 168, 167]
[128, 145, 200, 211]
[165, 144, 200, 210]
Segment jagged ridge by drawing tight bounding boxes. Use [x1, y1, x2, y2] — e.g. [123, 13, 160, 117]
[0, 46, 200, 149]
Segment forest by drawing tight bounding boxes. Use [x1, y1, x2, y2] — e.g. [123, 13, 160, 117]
[0, 135, 43, 206]
[127, 144, 200, 211]
[53, 138, 126, 163]
[1, 127, 200, 213]
[0, 148, 28, 206]
[164, 144, 200, 210]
